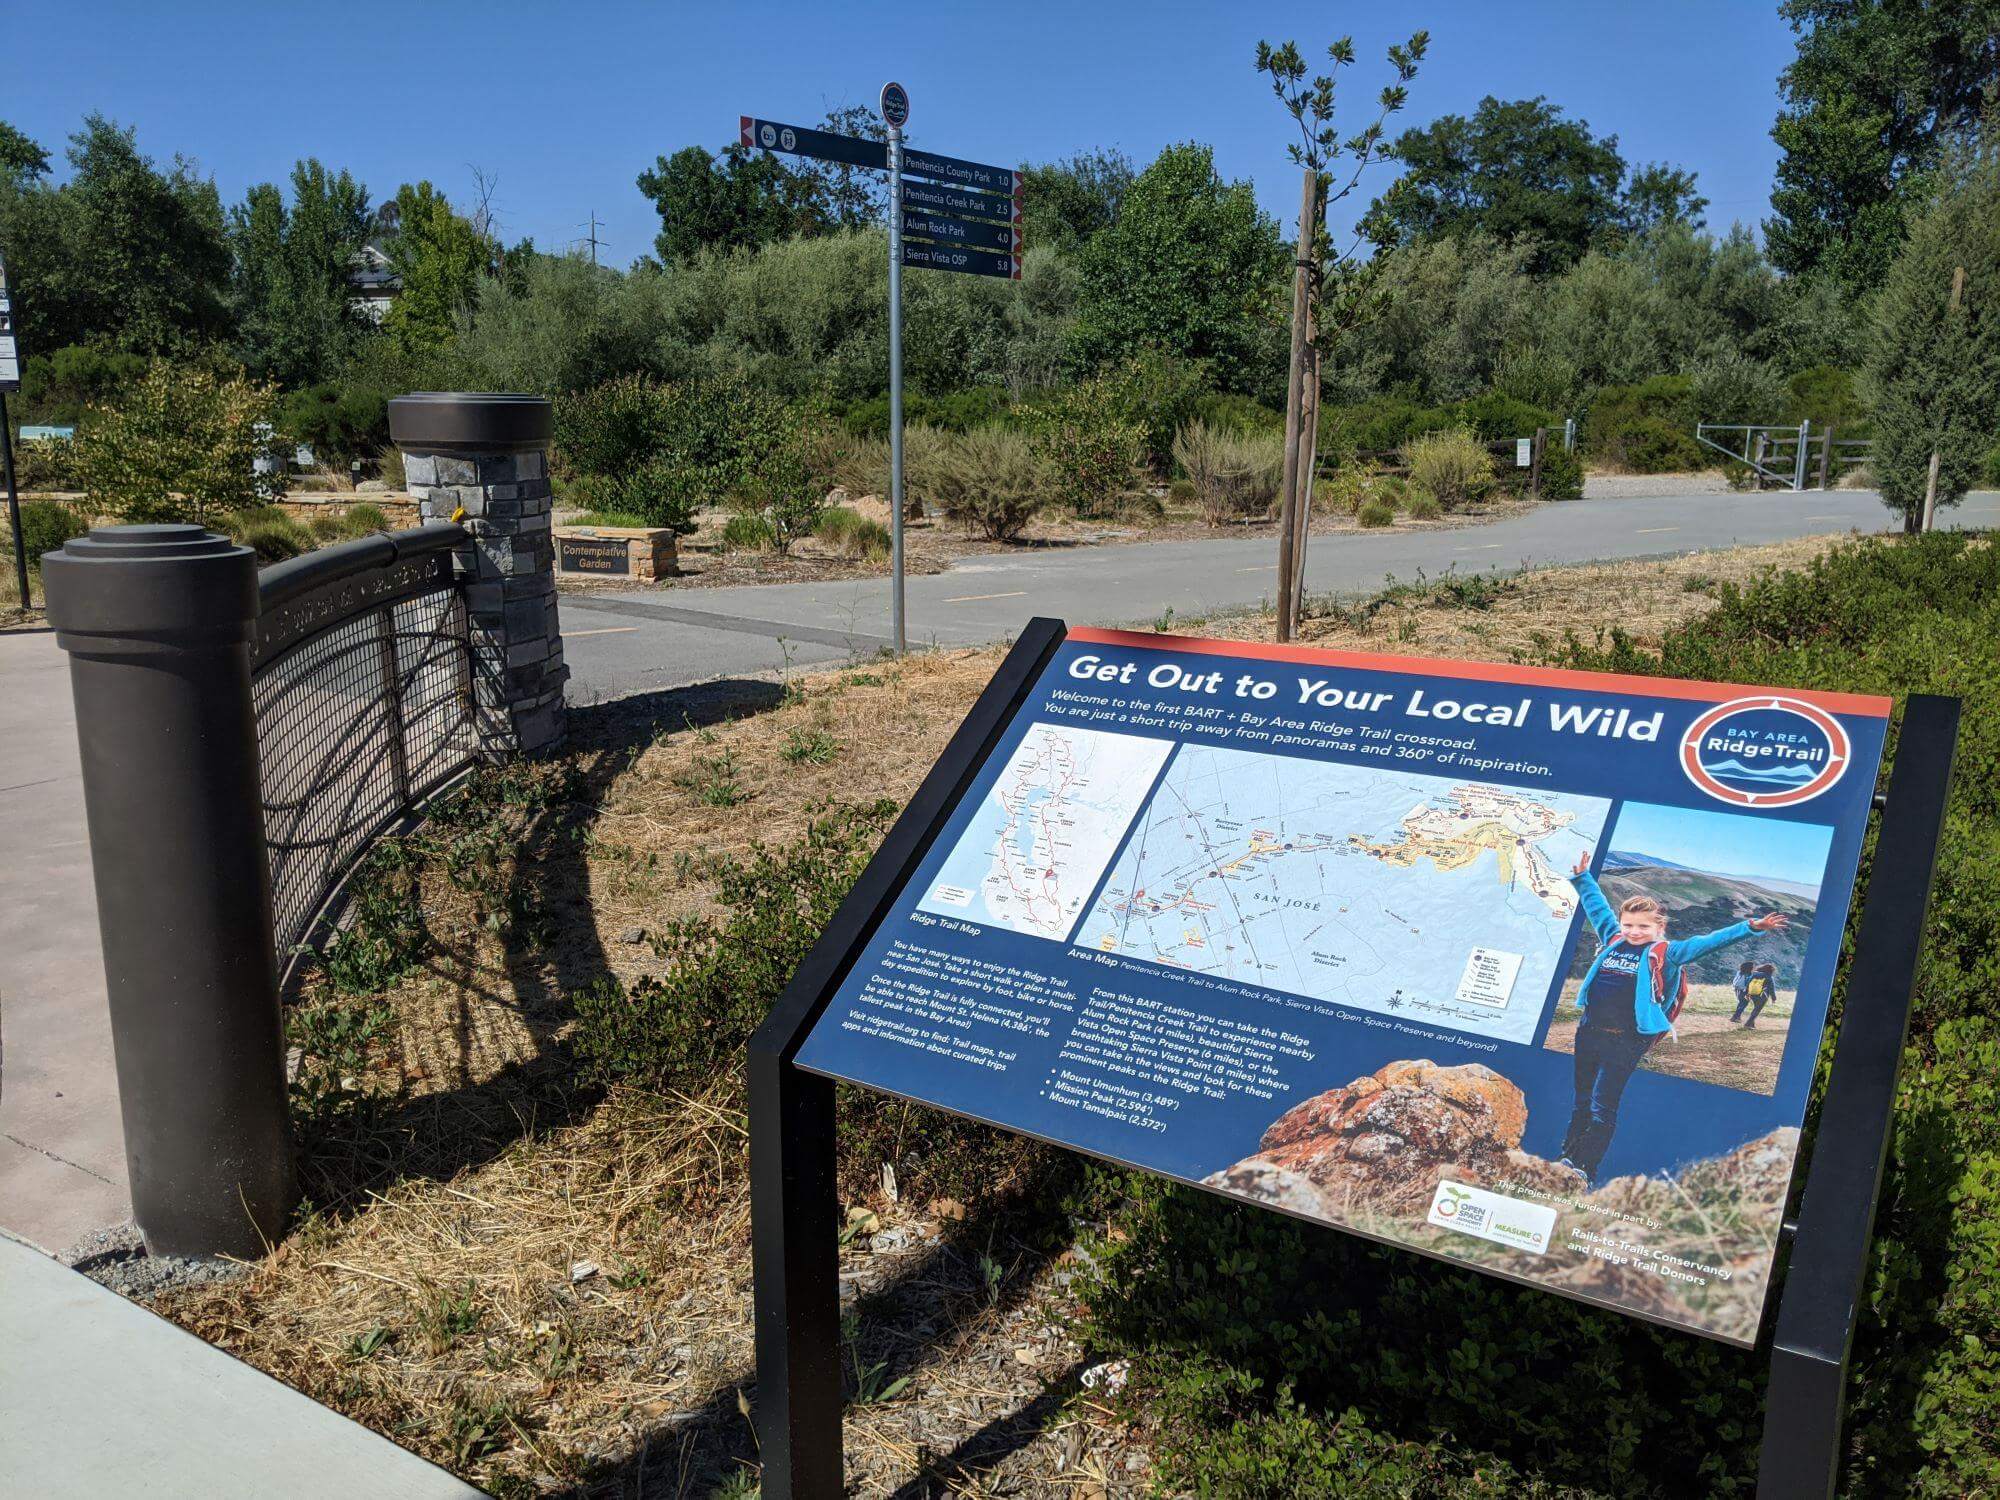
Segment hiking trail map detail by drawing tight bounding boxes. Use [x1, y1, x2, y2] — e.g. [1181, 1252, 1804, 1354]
[1081, 749, 1608, 1044]
[917, 722, 1171, 939]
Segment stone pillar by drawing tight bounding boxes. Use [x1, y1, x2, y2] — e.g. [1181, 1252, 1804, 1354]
[388, 393, 567, 754]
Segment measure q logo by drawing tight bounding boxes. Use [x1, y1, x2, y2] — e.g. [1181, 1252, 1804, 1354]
[1680, 695, 1851, 808]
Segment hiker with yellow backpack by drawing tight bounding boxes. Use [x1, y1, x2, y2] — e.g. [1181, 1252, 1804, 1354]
[1732, 962, 1780, 1029]
[1559, 850, 1790, 1186]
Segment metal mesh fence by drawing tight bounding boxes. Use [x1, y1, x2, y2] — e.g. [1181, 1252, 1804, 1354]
[252, 583, 478, 964]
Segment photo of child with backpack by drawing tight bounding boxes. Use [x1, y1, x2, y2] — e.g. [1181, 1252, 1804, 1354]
[1556, 848, 1789, 1185]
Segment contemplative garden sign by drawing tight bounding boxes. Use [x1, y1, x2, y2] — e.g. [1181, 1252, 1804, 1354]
[750, 620, 1956, 1498]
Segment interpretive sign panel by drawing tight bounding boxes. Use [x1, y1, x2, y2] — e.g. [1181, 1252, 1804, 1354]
[794, 627, 1892, 1345]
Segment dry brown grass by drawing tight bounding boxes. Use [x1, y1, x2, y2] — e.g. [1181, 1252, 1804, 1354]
[156, 533, 1864, 1496]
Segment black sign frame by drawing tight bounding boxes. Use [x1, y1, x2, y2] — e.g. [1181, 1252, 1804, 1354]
[746, 619, 1958, 1500]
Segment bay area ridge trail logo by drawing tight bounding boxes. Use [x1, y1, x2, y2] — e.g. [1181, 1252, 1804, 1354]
[1680, 695, 1852, 808]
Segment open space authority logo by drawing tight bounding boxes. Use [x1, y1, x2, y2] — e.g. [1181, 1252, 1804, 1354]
[1680, 695, 1851, 808]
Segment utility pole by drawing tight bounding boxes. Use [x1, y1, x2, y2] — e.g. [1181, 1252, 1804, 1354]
[580, 211, 605, 267]
[1920, 264, 1966, 533]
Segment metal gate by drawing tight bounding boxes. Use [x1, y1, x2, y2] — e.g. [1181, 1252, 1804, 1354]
[1695, 422, 1873, 492]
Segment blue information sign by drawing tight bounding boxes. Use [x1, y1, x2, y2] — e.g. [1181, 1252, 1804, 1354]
[901, 207, 1021, 255]
[900, 239, 1021, 279]
[794, 628, 1890, 1345]
[901, 177, 1020, 225]
[739, 116, 887, 171]
[901, 145, 1016, 196]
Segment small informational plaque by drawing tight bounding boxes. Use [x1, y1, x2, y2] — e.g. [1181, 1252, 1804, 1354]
[796, 628, 1892, 1344]
[556, 535, 630, 575]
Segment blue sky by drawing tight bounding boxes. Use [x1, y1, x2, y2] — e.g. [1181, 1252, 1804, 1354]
[9, 1, 1797, 267]
[1606, 802, 1832, 890]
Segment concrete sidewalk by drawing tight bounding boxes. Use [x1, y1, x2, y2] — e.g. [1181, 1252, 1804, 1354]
[0, 627, 126, 1252]
[0, 1230, 479, 1498]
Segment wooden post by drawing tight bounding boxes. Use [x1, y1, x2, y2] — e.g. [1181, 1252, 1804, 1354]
[1529, 427, 1545, 501]
[1921, 265, 1967, 533]
[1817, 424, 1834, 491]
[1274, 168, 1321, 643]
[1751, 431, 1767, 492]
[1289, 321, 1322, 614]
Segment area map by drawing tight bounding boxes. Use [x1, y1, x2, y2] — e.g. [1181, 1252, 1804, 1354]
[1081, 747, 1610, 1043]
[917, 722, 1172, 940]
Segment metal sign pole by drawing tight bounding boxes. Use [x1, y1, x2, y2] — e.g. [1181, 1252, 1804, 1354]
[887, 124, 907, 657]
[2, 393, 26, 610]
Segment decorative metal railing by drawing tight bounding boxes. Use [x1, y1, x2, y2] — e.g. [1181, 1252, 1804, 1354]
[250, 524, 482, 965]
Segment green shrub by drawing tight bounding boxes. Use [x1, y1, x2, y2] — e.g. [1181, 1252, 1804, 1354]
[1025, 378, 1149, 518]
[840, 387, 1012, 437]
[1450, 390, 1554, 441]
[1583, 374, 1703, 471]
[1689, 353, 1787, 427]
[1172, 420, 1284, 526]
[1192, 391, 1284, 434]
[12, 502, 90, 571]
[1401, 427, 1492, 509]
[11, 434, 80, 491]
[237, 517, 311, 563]
[308, 511, 345, 542]
[1403, 493, 1441, 520]
[813, 507, 891, 560]
[1984, 441, 2000, 490]
[732, 404, 846, 553]
[573, 802, 895, 1089]
[1783, 363, 1868, 433]
[17, 344, 147, 427]
[278, 383, 390, 467]
[1324, 394, 1448, 454]
[570, 510, 651, 529]
[341, 503, 390, 535]
[1537, 440, 1585, 501]
[76, 361, 284, 523]
[927, 427, 1050, 541]
[553, 373, 770, 535]
[720, 513, 776, 551]
[1094, 349, 1209, 469]
[1356, 498, 1394, 527]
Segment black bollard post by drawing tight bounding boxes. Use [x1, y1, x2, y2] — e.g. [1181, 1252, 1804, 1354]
[42, 524, 295, 1258]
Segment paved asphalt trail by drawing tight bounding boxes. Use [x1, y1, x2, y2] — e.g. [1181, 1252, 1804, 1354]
[5, 485, 1997, 1252]
[562, 488, 2000, 702]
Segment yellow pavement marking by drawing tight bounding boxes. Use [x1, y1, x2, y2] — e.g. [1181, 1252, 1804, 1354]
[565, 625, 642, 637]
[1636, 526, 1680, 534]
[942, 590, 1028, 603]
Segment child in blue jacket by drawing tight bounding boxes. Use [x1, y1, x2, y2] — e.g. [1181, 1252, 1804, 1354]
[1559, 850, 1788, 1185]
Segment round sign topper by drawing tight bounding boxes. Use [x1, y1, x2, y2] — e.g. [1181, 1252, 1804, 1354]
[880, 81, 910, 129]
[1679, 695, 1852, 808]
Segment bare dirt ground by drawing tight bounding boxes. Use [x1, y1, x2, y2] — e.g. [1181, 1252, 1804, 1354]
[152, 532, 1850, 1496]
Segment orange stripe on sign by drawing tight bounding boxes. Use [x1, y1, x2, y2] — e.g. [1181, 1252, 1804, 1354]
[1063, 626, 1895, 718]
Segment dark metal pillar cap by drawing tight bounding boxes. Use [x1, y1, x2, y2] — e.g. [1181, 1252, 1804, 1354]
[388, 392, 553, 454]
[41, 524, 259, 647]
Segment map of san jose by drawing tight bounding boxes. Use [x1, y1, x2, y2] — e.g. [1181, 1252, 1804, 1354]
[1082, 746, 1610, 1044]
[918, 722, 1173, 939]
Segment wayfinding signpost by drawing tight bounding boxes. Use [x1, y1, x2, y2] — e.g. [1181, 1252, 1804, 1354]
[0, 253, 28, 610]
[740, 88, 1021, 653]
[749, 621, 1957, 1498]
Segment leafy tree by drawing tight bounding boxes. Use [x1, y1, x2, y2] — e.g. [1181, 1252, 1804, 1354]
[230, 159, 373, 388]
[638, 143, 820, 264]
[1019, 149, 1134, 254]
[0, 115, 231, 354]
[381, 181, 486, 359]
[1767, 0, 2000, 288]
[1362, 97, 1702, 273]
[799, 105, 888, 230]
[0, 120, 49, 189]
[75, 360, 282, 523]
[1068, 143, 1286, 393]
[1862, 154, 2000, 529]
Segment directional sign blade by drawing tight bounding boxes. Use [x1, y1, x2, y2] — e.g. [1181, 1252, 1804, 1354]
[901, 177, 1021, 225]
[739, 116, 887, 172]
[901, 208, 1022, 256]
[900, 146, 1016, 196]
[901, 239, 1021, 280]
[0, 256, 18, 392]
